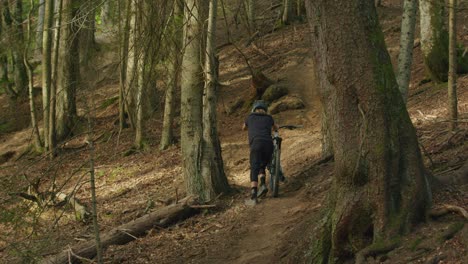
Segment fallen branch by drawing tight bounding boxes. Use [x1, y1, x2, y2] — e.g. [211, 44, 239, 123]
[41, 197, 199, 264]
[429, 204, 468, 221]
[251, 42, 271, 59]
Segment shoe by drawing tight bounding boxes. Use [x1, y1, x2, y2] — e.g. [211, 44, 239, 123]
[245, 198, 257, 206]
[257, 184, 268, 198]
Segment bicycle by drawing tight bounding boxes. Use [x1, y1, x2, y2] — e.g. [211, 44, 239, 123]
[268, 125, 301, 197]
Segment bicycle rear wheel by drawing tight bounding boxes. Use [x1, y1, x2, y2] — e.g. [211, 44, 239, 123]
[272, 146, 281, 197]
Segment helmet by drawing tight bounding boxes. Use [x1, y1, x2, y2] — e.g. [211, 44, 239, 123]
[251, 100, 268, 112]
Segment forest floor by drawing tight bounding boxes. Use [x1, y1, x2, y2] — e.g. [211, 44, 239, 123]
[1, 0, 468, 263]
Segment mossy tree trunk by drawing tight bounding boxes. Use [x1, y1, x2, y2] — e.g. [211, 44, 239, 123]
[36, 0, 45, 53]
[247, 0, 255, 33]
[305, 1, 431, 262]
[397, 0, 418, 103]
[419, 0, 449, 82]
[12, 0, 28, 98]
[160, 0, 183, 150]
[202, 0, 230, 199]
[56, 0, 80, 141]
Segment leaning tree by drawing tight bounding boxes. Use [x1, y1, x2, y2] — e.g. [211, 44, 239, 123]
[306, 0, 431, 262]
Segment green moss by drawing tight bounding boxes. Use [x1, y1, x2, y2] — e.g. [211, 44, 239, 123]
[410, 237, 424, 251]
[99, 96, 119, 109]
[0, 120, 14, 134]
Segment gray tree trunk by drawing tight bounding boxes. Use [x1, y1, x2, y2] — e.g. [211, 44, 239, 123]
[448, 0, 457, 130]
[419, 0, 449, 82]
[35, 0, 45, 53]
[397, 0, 418, 103]
[134, 0, 146, 149]
[42, 0, 54, 151]
[305, 0, 431, 262]
[56, 0, 80, 141]
[201, 0, 230, 201]
[160, 0, 183, 150]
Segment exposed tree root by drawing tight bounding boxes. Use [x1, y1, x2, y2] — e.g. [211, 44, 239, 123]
[40, 197, 200, 264]
[355, 240, 400, 264]
[429, 204, 468, 221]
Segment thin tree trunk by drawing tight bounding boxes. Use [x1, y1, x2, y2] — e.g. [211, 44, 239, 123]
[202, 0, 230, 201]
[86, 110, 103, 263]
[42, 0, 54, 151]
[24, 0, 42, 150]
[118, 0, 131, 132]
[101, 0, 110, 25]
[134, 1, 145, 149]
[49, 0, 63, 155]
[305, 1, 431, 262]
[448, 0, 457, 130]
[397, 0, 418, 103]
[160, 0, 183, 150]
[36, 0, 45, 53]
[282, 0, 293, 24]
[125, 0, 137, 129]
[247, 0, 255, 33]
[56, 0, 80, 141]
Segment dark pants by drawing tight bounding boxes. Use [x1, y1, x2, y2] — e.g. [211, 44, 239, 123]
[250, 139, 273, 182]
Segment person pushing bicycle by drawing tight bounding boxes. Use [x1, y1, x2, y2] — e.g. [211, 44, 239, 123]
[242, 100, 279, 205]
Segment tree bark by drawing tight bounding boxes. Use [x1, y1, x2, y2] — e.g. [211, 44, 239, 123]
[247, 0, 255, 33]
[305, 1, 431, 262]
[202, 0, 230, 201]
[12, 0, 28, 98]
[160, 0, 183, 150]
[36, 0, 45, 53]
[447, 0, 457, 130]
[181, 0, 204, 201]
[56, 0, 80, 141]
[125, 0, 137, 128]
[118, 0, 131, 132]
[100, 0, 111, 25]
[78, 0, 95, 74]
[419, 0, 449, 82]
[282, 0, 293, 25]
[24, 0, 42, 150]
[49, 0, 62, 155]
[42, 0, 54, 151]
[397, 0, 418, 103]
[40, 198, 199, 264]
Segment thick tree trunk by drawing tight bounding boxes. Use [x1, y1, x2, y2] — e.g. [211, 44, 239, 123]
[320, 107, 333, 158]
[36, 0, 45, 53]
[397, 0, 418, 103]
[419, 0, 449, 82]
[40, 198, 199, 264]
[78, 0, 95, 74]
[160, 0, 183, 150]
[42, 0, 54, 151]
[181, 0, 204, 200]
[56, 0, 80, 141]
[306, 1, 431, 262]
[448, 0, 457, 131]
[100, 0, 111, 25]
[202, 0, 230, 201]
